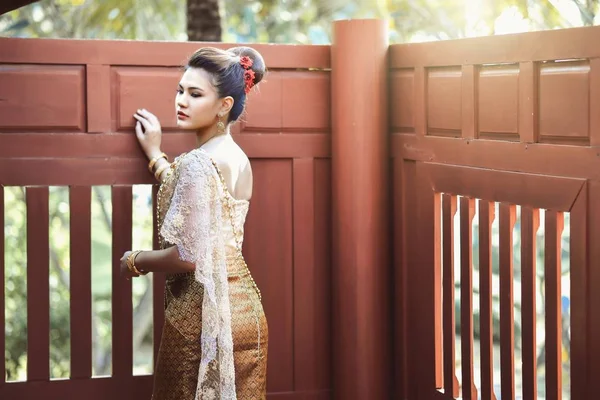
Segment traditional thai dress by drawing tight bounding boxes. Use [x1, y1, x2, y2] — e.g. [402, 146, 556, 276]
[151, 148, 268, 400]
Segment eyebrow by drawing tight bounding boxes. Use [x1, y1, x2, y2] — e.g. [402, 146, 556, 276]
[178, 83, 204, 92]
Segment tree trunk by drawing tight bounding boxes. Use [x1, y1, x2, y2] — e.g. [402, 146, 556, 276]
[186, 0, 222, 42]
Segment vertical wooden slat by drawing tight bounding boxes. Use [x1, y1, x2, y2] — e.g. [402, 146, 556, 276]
[111, 186, 133, 379]
[590, 58, 600, 146]
[70, 186, 92, 378]
[545, 210, 564, 400]
[394, 157, 408, 400]
[570, 184, 588, 400]
[414, 66, 427, 136]
[588, 181, 600, 398]
[479, 201, 496, 400]
[519, 61, 539, 143]
[293, 158, 320, 391]
[461, 65, 478, 139]
[499, 203, 516, 400]
[405, 160, 419, 399]
[520, 207, 540, 400]
[442, 194, 458, 399]
[416, 164, 441, 397]
[460, 197, 477, 400]
[0, 186, 4, 385]
[152, 185, 165, 365]
[26, 187, 50, 381]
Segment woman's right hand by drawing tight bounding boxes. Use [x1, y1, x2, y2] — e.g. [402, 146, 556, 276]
[133, 108, 163, 159]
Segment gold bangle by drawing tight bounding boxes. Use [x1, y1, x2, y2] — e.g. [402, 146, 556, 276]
[127, 250, 147, 276]
[148, 153, 168, 173]
[154, 163, 170, 180]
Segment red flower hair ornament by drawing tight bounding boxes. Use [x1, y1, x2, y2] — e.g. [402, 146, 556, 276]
[239, 56, 255, 94]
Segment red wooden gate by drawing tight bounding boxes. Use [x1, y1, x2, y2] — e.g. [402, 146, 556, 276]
[391, 26, 600, 400]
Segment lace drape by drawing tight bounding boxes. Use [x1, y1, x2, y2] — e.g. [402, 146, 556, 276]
[159, 149, 237, 399]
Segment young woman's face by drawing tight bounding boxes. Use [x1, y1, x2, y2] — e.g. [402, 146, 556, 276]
[175, 68, 222, 130]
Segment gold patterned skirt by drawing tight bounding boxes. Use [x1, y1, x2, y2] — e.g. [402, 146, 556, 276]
[151, 257, 268, 400]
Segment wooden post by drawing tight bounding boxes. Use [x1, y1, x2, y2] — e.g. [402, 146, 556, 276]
[331, 19, 391, 400]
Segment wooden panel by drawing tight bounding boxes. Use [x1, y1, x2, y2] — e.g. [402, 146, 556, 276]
[539, 61, 589, 144]
[390, 69, 414, 132]
[518, 62, 538, 143]
[544, 211, 564, 400]
[424, 163, 585, 212]
[427, 67, 461, 137]
[0, 376, 153, 399]
[499, 203, 516, 400]
[460, 197, 477, 400]
[478, 200, 496, 400]
[292, 158, 330, 391]
[0, 186, 4, 385]
[588, 181, 600, 397]
[0, 133, 330, 159]
[392, 134, 600, 181]
[112, 67, 181, 132]
[461, 65, 477, 139]
[0, 65, 85, 131]
[243, 159, 294, 392]
[591, 59, 600, 146]
[281, 71, 330, 130]
[86, 65, 111, 133]
[414, 67, 427, 136]
[520, 207, 539, 400]
[69, 186, 93, 379]
[390, 24, 600, 67]
[26, 187, 50, 381]
[441, 194, 458, 399]
[244, 72, 282, 130]
[479, 64, 519, 139]
[0, 38, 331, 69]
[111, 186, 133, 381]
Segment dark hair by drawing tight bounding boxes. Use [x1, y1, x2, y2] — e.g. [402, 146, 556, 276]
[186, 46, 266, 122]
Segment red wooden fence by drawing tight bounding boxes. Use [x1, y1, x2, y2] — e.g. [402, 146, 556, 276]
[0, 38, 332, 399]
[2, 18, 600, 400]
[391, 25, 600, 400]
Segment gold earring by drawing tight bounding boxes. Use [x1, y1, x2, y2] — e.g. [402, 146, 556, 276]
[216, 114, 225, 135]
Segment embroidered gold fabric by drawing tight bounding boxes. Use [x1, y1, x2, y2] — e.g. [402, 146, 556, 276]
[152, 149, 268, 400]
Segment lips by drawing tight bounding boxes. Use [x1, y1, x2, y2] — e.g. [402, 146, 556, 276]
[177, 111, 189, 119]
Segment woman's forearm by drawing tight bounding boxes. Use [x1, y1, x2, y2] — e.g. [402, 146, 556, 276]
[135, 245, 195, 274]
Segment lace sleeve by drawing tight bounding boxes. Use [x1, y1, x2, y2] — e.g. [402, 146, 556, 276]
[159, 149, 237, 399]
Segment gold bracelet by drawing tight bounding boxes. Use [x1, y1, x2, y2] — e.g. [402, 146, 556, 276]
[148, 153, 168, 173]
[126, 250, 147, 276]
[154, 163, 170, 180]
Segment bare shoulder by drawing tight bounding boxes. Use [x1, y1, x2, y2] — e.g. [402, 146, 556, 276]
[207, 137, 253, 200]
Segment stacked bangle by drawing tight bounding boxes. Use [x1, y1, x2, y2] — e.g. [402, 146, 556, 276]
[148, 152, 170, 181]
[148, 152, 168, 172]
[126, 250, 148, 277]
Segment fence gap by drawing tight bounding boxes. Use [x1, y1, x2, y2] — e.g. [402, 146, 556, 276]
[91, 185, 112, 377]
[49, 186, 71, 380]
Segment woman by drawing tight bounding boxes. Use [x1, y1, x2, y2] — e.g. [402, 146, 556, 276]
[119, 46, 268, 400]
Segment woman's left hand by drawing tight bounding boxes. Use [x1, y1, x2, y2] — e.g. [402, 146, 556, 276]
[120, 251, 136, 280]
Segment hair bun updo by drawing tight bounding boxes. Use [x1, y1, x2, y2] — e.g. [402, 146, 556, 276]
[227, 46, 266, 87]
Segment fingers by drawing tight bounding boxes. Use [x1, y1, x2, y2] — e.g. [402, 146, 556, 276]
[133, 113, 152, 131]
[135, 121, 144, 140]
[137, 108, 158, 123]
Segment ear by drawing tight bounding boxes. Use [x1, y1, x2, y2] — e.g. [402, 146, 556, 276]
[219, 96, 234, 116]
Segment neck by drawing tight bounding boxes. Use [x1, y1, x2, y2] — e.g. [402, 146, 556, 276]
[195, 125, 230, 148]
